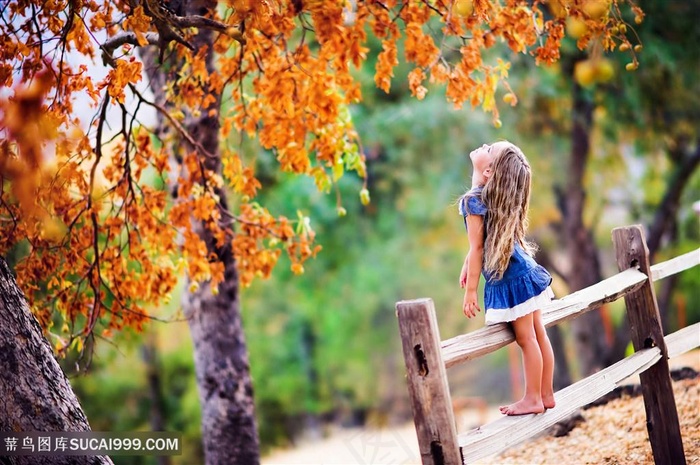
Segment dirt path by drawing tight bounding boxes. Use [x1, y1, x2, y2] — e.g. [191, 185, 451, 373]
[263, 350, 700, 465]
[262, 423, 421, 465]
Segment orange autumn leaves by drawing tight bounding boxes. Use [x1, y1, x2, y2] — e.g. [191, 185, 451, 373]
[0, 0, 642, 346]
[1, 77, 181, 344]
[373, 0, 642, 121]
[107, 59, 143, 104]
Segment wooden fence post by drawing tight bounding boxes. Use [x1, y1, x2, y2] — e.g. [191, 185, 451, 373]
[612, 225, 686, 465]
[396, 298, 461, 465]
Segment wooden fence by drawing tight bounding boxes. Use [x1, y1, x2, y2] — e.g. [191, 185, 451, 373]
[396, 225, 700, 465]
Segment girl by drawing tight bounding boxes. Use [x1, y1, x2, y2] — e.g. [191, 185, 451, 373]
[458, 141, 556, 416]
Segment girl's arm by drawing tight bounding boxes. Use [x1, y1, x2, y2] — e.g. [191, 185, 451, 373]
[463, 214, 484, 318]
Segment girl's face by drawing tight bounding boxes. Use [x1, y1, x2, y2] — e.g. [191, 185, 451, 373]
[469, 143, 494, 187]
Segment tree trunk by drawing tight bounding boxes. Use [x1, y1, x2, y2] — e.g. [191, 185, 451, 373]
[182, 246, 259, 465]
[548, 325, 572, 390]
[142, 334, 171, 465]
[564, 78, 608, 377]
[0, 257, 113, 465]
[141, 1, 260, 463]
[606, 142, 700, 365]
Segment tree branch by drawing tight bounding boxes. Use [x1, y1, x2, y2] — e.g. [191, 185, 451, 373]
[171, 14, 245, 44]
[646, 139, 700, 259]
[101, 32, 161, 64]
[100, 13, 244, 64]
[128, 84, 217, 160]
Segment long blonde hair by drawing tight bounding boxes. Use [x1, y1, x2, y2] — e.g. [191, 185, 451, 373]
[481, 142, 537, 280]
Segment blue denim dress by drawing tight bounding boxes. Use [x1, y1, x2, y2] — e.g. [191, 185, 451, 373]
[459, 188, 554, 324]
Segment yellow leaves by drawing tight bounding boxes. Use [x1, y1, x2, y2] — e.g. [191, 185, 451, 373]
[2, 69, 56, 168]
[1, 82, 180, 341]
[90, 11, 108, 30]
[404, 23, 440, 68]
[105, 58, 142, 104]
[481, 72, 499, 113]
[492, 5, 538, 54]
[375, 39, 398, 93]
[233, 204, 281, 285]
[495, 58, 511, 79]
[534, 21, 564, 65]
[41, 217, 68, 243]
[0, 68, 66, 224]
[65, 13, 94, 55]
[224, 202, 323, 286]
[429, 62, 450, 85]
[291, 263, 304, 275]
[193, 193, 219, 222]
[222, 153, 261, 197]
[408, 68, 428, 100]
[311, 166, 332, 193]
[191, 48, 212, 88]
[123, 6, 152, 47]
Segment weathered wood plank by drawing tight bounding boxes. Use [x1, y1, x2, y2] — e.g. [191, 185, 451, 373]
[650, 248, 700, 281]
[613, 225, 686, 465]
[457, 346, 662, 463]
[441, 268, 647, 368]
[665, 322, 700, 359]
[396, 298, 461, 465]
[540, 268, 647, 327]
[441, 324, 515, 370]
[441, 247, 699, 370]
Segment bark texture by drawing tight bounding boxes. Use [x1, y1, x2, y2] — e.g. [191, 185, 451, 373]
[564, 79, 608, 377]
[141, 0, 260, 463]
[0, 257, 112, 465]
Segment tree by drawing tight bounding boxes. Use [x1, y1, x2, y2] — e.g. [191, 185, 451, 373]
[600, 0, 700, 364]
[509, 0, 699, 379]
[0, 1, 643, 462]
[0, 257, 113, 465]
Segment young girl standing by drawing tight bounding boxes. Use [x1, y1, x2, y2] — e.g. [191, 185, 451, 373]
[458, 141, 556, 416]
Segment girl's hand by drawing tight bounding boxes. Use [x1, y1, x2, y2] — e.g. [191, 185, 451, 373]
[459, 262, 468, 288]
[463, 290, 481, 318]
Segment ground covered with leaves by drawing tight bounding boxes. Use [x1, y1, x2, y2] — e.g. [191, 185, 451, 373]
[492, 359, 700, 464]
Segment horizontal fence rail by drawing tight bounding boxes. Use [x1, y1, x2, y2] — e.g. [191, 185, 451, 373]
[666, 323, 700, 359]
[441, 248, 699, 370]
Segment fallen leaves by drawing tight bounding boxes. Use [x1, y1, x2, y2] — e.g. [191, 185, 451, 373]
[493, 370, 700, 464]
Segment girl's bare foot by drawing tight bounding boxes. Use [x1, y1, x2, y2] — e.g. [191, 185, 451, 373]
[542, 393, 556, 410]
[499, 397, 545, 416]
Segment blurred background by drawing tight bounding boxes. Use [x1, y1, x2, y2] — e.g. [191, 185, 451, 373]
[58, 2, 699, 463]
